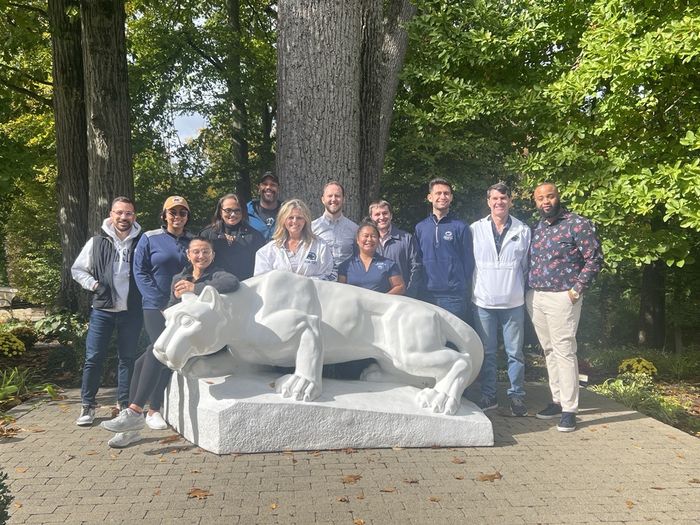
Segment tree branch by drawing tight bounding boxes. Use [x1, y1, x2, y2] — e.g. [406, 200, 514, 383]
[8, 1, 48, 19]
[0, 77, 52, 107]
[0, 63, 52, 87]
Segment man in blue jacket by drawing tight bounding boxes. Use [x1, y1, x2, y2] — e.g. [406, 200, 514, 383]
[414, 178, 474, 323]
[247, 172, 282, 240]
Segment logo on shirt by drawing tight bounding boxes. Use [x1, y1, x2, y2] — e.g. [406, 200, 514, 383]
[376, 262, 386, 270]
[265, 217, 275, 227]
[443, 230, 454, 241]
[306, 252, 317, 262]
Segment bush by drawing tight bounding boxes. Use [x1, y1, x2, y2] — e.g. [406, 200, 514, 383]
[0, 333, 24, 359]
[8, 325, 37, 351]
[0, 468, 12, 525]
[34, 312, 87, 346]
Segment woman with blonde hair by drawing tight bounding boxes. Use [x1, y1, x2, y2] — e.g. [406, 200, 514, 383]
[254, 199, 334, 279]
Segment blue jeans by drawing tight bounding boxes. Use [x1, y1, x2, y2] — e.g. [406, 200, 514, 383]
[81, 308, 143, 407]
[423, 292, 469, 324]
[472, 304, 525, 400]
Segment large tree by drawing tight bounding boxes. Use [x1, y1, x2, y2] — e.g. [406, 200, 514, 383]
[276, 0, 415, 220]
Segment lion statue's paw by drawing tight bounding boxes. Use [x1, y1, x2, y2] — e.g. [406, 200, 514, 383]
[416, 388, 460, 416]
[275, 373, 321, 402]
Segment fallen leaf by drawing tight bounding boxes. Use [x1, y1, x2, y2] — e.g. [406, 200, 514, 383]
[270, 502, 279, 510]
[337, 496, 349, 503]
[476, 471, 502, 482]
[429, 496, 441, 502]
[676, 453, 685, 459]
[310, 450, 322, 457]
[110, 454, 117, 459]
[356, 492, 365, 500]
[283, 449, 294, 455]
[160, 435, 181, 444]
[614, 486, 624, 493]
[13, 503, 22, 509]
[187, 488, 212, 500]
[589, 428, 597, 432]
[625, 499, 634, 509]
[632, 444, 642, 449]
[650, 487, 665, 490]
[451, 457, 466, 464]
[153, 489, 161, 496]
[0, 426, 20, 438]
[380, 487, 396, 493]
[190, 469, 200, 474]
[85, 450, 98, 456]
[57, 404, 70, 412]
[65, 455, 75, 461]
[26, 427, 45, 433]
[403, 479, 419, 484]
[291, 459, 298, 464]
[342, 474, 362, 484]
[343, 447, 357, 454]
[392, 446, 404, 451]
[15, 467, 28, 473]
[602, 425, 608, 428]
[353, 519, 365, 525]
[159, 458, 166, 463]
[454, 475, 464, 480]
[667, 435, 677, 440]
[689, 478, 700, 484]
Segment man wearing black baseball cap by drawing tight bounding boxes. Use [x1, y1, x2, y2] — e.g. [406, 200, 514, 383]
[247, 171, 282, 240]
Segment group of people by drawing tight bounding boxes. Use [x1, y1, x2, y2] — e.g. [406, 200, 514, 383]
[71, 172, 603, 448]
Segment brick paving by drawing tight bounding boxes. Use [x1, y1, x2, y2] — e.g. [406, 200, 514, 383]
[2, 383, 698, 524]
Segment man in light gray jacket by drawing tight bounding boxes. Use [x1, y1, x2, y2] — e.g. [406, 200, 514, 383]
[470, 183, 531, 416]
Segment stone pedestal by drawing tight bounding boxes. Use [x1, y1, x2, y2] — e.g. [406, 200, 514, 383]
[163, 371, 494, 454]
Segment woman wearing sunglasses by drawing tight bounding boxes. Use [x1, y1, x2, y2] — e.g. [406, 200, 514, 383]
[130, 195, 193, 431]
[199, 193, 265, 280]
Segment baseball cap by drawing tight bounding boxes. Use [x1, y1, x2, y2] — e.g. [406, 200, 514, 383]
[260, 172, 279, 185]
[162, 195, 190, 211]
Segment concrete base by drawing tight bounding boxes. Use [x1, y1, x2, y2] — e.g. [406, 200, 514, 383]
[163, 371, 494, 454]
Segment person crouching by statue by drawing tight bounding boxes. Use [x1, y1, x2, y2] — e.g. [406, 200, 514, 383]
[254, 199, 335, 280]
[336, 220, 406, 377]
[199, 193, 266, 280]
[101, 237, 239, 448]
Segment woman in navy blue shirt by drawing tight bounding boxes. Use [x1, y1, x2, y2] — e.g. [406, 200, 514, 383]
[338, 221, 405, 295]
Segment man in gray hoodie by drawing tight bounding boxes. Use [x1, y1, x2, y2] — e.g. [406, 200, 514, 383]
[71, 197, 143, 426]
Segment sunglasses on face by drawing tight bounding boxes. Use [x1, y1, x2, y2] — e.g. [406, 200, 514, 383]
[222, 208, 243, 216]
[167, 209, 189, 218]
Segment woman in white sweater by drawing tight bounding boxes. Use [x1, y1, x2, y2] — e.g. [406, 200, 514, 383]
[254, 199, 334, 280]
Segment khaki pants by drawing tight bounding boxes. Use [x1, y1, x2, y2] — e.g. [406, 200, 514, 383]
[526, 290, 582, 413]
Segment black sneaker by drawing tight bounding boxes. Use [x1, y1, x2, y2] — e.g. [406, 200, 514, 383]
[535, 403, 562, 420]
[509, 397, 528, 417]
[76, 405, 95, 426]
[477, 396, 498, 411]
[557, 412, 576, 432]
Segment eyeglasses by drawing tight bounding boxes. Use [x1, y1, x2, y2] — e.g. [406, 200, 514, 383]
[111, 210, 134, 217]
[167, 209, 189, 217]
[188, 249, 213, 256]
[222, 208, 242, 216]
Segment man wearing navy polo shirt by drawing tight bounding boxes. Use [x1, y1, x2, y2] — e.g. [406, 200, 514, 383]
[414, 178, 474, 323]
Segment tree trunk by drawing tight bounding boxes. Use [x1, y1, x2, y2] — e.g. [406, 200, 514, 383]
[377, 0, 415, 188]
[225, 0, 251, 202]
[276, 0, 363, 220]
[638, 260, 665, 348]
[49, 0, 89, 311]
[80, 0, 133, 233]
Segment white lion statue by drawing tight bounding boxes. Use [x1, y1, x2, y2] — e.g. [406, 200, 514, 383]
[153, 270, 483, 415]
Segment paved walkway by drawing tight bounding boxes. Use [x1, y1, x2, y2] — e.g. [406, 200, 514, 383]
[2, 383, 698, 524]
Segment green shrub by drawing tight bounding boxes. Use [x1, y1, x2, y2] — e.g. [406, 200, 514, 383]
[35, 312, 87, 346]
[9, 325, 37, 351]
[0, 333, 24, 359]
[0, 367, 34, 400]
[0, 468, 12, 524]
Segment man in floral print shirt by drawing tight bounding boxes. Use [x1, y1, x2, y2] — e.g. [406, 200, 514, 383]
[526, 182, 603, 432]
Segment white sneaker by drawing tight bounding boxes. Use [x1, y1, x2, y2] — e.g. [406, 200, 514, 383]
[146, 411, 168, 430]
[76, 405, 95, 426]
[108, 431, 142, 448]
[100, 408, 145, 432]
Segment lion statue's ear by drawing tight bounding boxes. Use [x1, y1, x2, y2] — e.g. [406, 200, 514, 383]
[197, 285, 221, 310]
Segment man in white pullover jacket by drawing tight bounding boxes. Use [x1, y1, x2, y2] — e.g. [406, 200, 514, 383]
[71, 197, 143, 426]
[471, 183, 531, 416]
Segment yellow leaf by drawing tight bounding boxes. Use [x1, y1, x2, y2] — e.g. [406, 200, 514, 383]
[337, 496, 349, 503]
[85, 450, 98, 456]
[676, 453, 685, 459]
[342, 474, 362, 484]
[454, 475, 464, 480]
[392, 446, 404, 451]
[451, 456, 466, 464]
[476, 471, 502, 482]
[190, 469, 200, 474]
[429, 496, 441, 502]
[15, 467, 28, 473]
[270, 502, 279, 510]
[356, 492, 365, 500]
[353, 519, 365, 525]
[13, 503, 22, 509]
[187, 487, 212, 500]
[380, 487, 396, 493]
[625, 499, 634, 509]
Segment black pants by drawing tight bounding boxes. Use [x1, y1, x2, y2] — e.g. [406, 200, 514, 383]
[129, 309, 173, 410]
